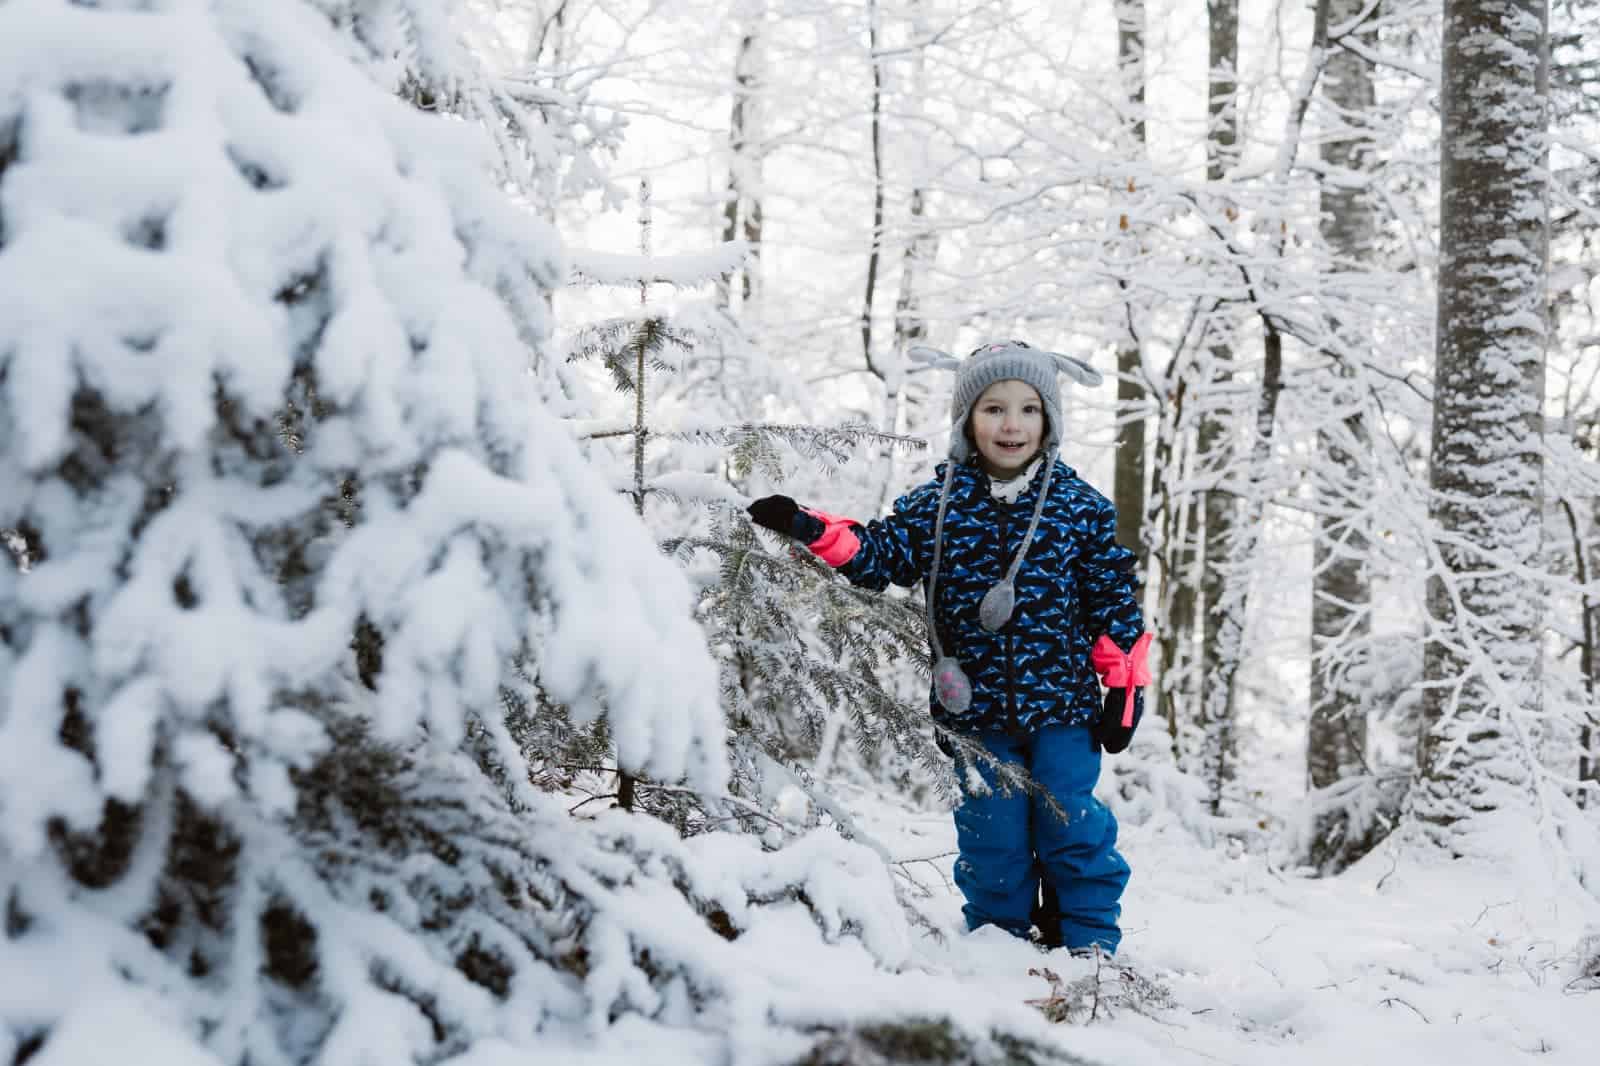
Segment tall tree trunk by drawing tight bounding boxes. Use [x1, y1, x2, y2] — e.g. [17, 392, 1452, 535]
[719, 14, 763, 310]
[1206, 0, 1239, 184]
[619, 179, 655, 814]
[883, 0, 934, 514]
[1196, 0, 1240, 806]
[1307, 0, 1379, 871]
[1198, 325, 1282, 814]
[1560, 496, 1597, 808]
[1112, 0, 1149, 570]
[1151, 373, 1203, 761]
[890, 0, 931, 356]
[892, 189, 932, 356]
[861, 0, 886, 377]
[1414, 0, 1549, 850]
[1589, 485, 1600, 809]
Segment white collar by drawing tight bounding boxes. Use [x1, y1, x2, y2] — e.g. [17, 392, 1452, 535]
[988, 456, 1042, 503]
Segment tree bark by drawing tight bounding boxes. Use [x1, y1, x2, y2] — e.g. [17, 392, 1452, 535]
[891, 1, 932, 356]
[1196, 0, 1240, 807]
[1151, 374, 1205, 763]
[620, 179, 654, 813]
[1414, 0, 1549, 850]
[1198, 325, 1282, 815]
[720, 16, 763, 310]
[861, 0, 886, 377]
[1307, 0, 1378, 872]
[1560, 496, 1597, 809]
[1206, 0, 1239, 184]
[882, 0, 934, 515]
[1112, 0, 1149, 569]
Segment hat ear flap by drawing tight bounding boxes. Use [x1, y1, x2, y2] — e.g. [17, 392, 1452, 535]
[1049, 352, 1103, 387]
[906, 344, 962, 371]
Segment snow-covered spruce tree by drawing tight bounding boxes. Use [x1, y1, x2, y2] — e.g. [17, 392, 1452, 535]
[1412, 0, 1550, 849]
[0, 2, 942, 1062]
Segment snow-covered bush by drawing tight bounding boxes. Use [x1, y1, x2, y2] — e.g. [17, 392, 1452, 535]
[1572, 929, 1600, 993]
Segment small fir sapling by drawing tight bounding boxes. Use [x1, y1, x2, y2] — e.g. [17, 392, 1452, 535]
[559, 183, 947, 837]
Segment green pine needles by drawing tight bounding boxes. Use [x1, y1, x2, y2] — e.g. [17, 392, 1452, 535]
[554, 180, 947, 837]
[673, 508, 953, 825]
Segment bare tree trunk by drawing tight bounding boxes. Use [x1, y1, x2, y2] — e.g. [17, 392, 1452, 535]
[892, 191, 931, 354]
[719, 14, 763, 310]
[882, 0, 934, 515]
[1560, 497, 1597, 808]
[743, 184, 763, 306]
[861, 0, 886, 377]
[619, 179, 654, 814]
[1414, 0, 1549, 851]
[1198, 324, 1284, 815]
[1206, 0, 1239, 183]
[1150, 375, 1200, 759]
[1112, 0, 1149, 570]
[1307, 0, 1379, 871]
[890, 0, 932, 354]
[1196, 0, 1240, 810]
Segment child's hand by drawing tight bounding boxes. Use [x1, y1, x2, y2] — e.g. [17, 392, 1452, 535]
[747, 497, 861, 568]
[747, 494, 800, 533]
[747, 495, 826, 542]
[1094, 687, 1143, 754]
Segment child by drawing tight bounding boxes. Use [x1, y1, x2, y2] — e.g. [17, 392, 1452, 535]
[747, 340, 1151, 955]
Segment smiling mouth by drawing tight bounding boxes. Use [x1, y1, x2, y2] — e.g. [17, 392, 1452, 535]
[995, 442, 1029, 451]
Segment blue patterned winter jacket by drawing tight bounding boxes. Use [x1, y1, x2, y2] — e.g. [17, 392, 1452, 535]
[838, 458, 1144, 736]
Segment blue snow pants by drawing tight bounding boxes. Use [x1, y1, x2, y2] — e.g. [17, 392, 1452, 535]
[952, 724, 1130, 953]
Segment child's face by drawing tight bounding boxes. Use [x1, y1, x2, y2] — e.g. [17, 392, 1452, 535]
[968, 380, 1044, 478]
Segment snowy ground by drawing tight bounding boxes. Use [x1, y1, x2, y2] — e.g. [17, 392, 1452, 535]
[840, 777, 1600, 1066]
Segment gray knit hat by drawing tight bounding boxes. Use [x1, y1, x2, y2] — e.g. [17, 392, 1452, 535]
[911, 339, 1103, 461]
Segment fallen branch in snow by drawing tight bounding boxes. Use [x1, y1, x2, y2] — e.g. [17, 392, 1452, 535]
[1379, 996, 1430, 1023]
[1025, 956, 1176, 1025]
[1467, 899, 1513, 929]
[1375, 849, 1400, 891]
[891, 851, 958, 895]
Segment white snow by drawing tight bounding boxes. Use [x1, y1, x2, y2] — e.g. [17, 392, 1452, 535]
[568, 244, 748, 288]
[824, 768, 1600, 1066]
[1, 1, 1595, 1065]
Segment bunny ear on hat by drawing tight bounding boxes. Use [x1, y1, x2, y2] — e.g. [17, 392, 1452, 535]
[1047, 351, 1103, 387]
[905, 344, 962, 371]
[908, 341, 1102, 385]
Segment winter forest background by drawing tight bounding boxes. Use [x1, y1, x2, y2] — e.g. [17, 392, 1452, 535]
[1, 0, 1598, 1064]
